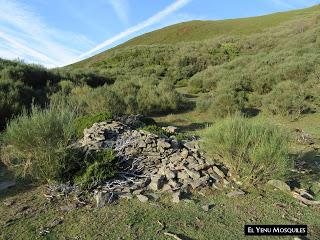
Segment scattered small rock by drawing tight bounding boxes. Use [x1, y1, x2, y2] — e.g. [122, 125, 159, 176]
[172, 191, 182, 203]
[94, 191, 107, 208]
[211, 166, 225, 178]
[39, 228, 50, 236]
[267, 180, 291, 192]
[149, 175, 165, 191]
[60, 205, 76, 212]
[48, 218, 63, 228]
[148, 193, 160, 201]
[183, 167, 201, 180]
[162, 126, 178, 134]
[119, 193, 133, 200]
[202, 203, 215, 212]
[180, 149, 189, 159]
[132, 189, 144, 195]
[227, 190, 245, 198]
[3, 199, 15, 207]
[136, 194, 149, 203]
[299, 189, 314, 200]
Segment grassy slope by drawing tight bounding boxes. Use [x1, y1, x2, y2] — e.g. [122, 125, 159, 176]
[72, 5, 319, 68]
[1, 184, 320, 239]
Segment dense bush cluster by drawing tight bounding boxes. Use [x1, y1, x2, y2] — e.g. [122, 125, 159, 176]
[190, 18, 320, 119]
[0, 57, 185, 130]
[0, 59, 116, 130]
[53, 79, 185, 117]
[0, 105, 117, 187]
[1, 105, 78, 181]
[202, 115, 291, 185]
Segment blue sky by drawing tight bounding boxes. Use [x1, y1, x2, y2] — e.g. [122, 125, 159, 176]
[0, 0, 318, 67]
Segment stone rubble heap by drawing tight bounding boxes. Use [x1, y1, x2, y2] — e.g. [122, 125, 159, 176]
[79, 120, 236, 203]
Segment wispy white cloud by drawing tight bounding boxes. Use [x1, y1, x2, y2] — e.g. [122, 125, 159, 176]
[269, 0, 295, 9]
[269, 0, 319, 9]
[108, 0, 130, 25]
[0, 31, 58, 66]
[74, 0, 192, 62]
[0, 0, 94, 67]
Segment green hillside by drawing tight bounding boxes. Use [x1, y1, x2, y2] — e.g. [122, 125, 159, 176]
[72, 4, 320, 67]
[119, 5, 319, 45]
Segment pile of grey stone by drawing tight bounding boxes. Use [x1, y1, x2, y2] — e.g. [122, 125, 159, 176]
[79, 118, 235, 204]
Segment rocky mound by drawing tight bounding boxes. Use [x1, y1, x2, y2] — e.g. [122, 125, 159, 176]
[79, 120, 237, 204]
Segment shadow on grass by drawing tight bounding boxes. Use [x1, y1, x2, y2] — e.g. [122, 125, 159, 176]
[287, 150, 320, 188]
[149, 100, 197, 119]
[242, 108, 261, 117]
[168, 233, 195, 240]
[178, 122, 210, 132]
[0, 163, 36, 199]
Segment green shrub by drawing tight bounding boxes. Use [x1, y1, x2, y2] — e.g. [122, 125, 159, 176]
[58, 80, 75, 95]
[202, 115, 290, 185]
[1, 105, 79, 182]
[75, 149, 117, 189]
[140, 125, 168, 137]
[209, 81, 250, 117]
[82, 87, 126, 116]
[175, 132, 191, 142]
[263, 81, 309, 119]
[73, 112, 113, 138]
[136, 82, 183, 114]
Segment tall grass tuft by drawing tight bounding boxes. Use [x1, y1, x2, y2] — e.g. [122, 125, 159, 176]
[202, 115, 291, 185]
[1, 105, 79, 182]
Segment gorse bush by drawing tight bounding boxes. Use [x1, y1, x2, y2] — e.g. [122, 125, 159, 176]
[1, 105, 79, 182]
[202, 115, 290, 185]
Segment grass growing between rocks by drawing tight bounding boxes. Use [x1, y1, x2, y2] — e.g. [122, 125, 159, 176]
[1, 184, 320, 240]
